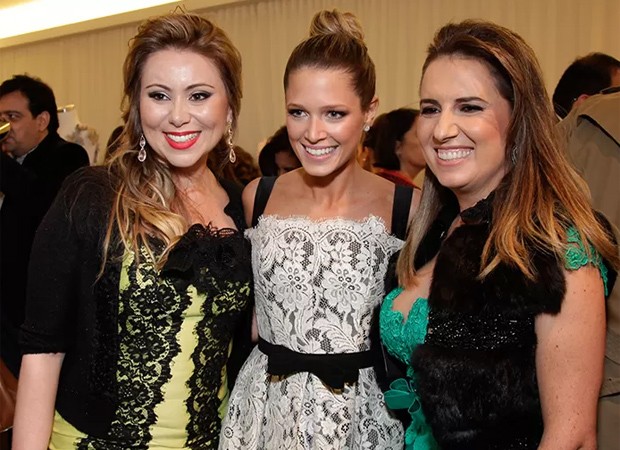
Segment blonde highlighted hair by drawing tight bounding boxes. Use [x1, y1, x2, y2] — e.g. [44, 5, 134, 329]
[398, 20, 619, 286]
[102, 12, 242, 270]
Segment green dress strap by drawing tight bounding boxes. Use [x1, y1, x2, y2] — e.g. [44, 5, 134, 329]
[564, 226, 610, 295]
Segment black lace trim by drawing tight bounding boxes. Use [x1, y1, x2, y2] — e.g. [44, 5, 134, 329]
[186, 276, 251, 447]
[78, 245, 191, 448]
[78, 223, 251, 448]
[175, 224, 252, 448]
[162, 223, 253, 291]
[89, 252, 122, 408]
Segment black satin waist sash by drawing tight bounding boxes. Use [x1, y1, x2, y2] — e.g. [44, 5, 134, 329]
[258, 337, 374, 390]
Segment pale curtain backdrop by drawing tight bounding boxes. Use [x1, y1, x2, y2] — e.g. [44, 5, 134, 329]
[1, 0, 619, 163]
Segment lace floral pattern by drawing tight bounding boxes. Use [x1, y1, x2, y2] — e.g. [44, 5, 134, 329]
[78, 246, 190, 448]
[220, 215, 404, 449]
[78, 224, 252, 449]
[564, 226, 609, 295]
[380, 287, 438, 450]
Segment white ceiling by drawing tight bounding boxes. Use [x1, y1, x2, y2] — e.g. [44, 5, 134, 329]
[0, 0, 244, 48]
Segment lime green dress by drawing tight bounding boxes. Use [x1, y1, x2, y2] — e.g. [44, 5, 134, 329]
[48, 225, 252, 449]
[19, 170, 252, 449]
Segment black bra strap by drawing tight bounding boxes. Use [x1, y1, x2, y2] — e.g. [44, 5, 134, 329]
[391, 184, 413, 240]
[251, 176, 277, 227]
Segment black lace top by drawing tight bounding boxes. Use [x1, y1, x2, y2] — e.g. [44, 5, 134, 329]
[20, 167, 252, 449]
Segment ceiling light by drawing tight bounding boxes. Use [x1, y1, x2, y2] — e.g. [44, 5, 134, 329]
[0, 0, 180, 39]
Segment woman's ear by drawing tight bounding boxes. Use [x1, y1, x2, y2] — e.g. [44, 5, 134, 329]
[395, 139, 402, 156]
[227, 108, 233, 125]
[365, 96, 379, 125]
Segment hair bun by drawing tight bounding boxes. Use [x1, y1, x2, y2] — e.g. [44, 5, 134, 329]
[309, 9, 365, 41]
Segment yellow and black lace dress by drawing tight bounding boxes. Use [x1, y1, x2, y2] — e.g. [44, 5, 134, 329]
[20, 168, 252, 450]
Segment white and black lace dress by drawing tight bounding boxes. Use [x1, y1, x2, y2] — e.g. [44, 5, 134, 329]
[220, 214, 405, 449]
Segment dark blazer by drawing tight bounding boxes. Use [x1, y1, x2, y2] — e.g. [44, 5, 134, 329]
[0, 131, 89, 375]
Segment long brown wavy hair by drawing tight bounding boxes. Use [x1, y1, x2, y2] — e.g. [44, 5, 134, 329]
[102, 12, 242, 270]
[398, 20, 619, 286]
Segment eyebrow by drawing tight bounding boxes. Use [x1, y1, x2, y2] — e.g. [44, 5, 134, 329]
[420, 96, 486, 104]
[285, 103, 348, 109]
[144, 83, 215, 90]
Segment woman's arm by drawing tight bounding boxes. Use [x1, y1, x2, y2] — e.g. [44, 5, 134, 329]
[12, 353, 65, 450]
[536, 265, 605, 450]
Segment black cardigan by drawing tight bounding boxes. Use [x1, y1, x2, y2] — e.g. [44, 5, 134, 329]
[20, 167, 253, 439]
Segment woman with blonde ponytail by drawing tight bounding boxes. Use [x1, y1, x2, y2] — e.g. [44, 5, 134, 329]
[13, 12, 252, 450]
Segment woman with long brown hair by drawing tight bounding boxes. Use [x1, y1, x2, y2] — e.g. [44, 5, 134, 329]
[379, 20, 618, 449]
[12, 12, 251, 449]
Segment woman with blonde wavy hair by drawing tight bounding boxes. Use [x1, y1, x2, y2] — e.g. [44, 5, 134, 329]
[12, 12, 252, 449]
[379, 20, 619, 450]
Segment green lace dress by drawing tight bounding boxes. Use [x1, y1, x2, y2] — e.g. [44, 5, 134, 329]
[379, 227, 608, 450]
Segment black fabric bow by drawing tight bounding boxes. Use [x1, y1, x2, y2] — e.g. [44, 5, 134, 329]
[258, 338, 373, 390]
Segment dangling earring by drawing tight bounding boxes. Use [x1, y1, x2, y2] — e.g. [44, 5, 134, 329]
[226, 121, 236, 163]
[363, 124, 370, 132]
[137, 134, 147, 163]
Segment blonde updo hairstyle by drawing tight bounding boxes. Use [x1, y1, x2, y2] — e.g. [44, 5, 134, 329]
[102, 12, 242, 270]
[284, 10, 376, 111]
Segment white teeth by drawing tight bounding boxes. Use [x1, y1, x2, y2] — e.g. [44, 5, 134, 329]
[166, 132, 199, 143]
[304, 145, 336, 156]
[437, 149, 473, 161]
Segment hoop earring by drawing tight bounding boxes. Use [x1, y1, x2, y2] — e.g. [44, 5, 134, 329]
[137, 134, 147, 163]
[227, 122, 236, 163]
[363, 124, 370, 132]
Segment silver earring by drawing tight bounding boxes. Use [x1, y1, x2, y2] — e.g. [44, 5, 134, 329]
[137, 134, 146, 162]
[363, 124, 370, 132]
[227, 122, 236, 164]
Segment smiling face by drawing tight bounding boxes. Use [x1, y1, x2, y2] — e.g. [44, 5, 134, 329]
[418, 56, 512, 209]
[285, 67, 376, 178]
[139, 48, 231, 171]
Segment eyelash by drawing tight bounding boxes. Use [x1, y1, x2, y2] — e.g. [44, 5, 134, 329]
[286, 110, 347, 120]
[287, 109, 306, 118]
[326, 111, 346, 119]
[460, 104, 483, 113]
[148, 92, 168, 101]
[420, 106, 439, 116]
[419, 104, 483, 115]
[147, 91, 212, 101]
[190, 92, 211, 101]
